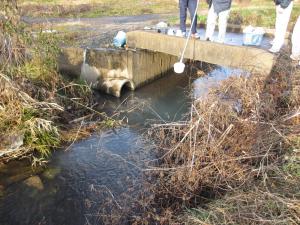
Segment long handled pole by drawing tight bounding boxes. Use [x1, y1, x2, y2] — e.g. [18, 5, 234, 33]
[179, 0, 200, 63]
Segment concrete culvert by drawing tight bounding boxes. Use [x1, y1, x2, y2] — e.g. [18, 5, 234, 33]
[99, 79, 135, 97]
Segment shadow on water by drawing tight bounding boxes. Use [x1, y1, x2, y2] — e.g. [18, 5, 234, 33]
[0, 64, 246, 225]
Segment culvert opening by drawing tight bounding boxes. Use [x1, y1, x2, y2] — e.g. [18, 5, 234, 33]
[120, 81, 135, 96]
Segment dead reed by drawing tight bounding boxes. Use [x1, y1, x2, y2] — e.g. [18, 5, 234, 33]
[148, 74, 284, 196]
[141, 63, 300, 224]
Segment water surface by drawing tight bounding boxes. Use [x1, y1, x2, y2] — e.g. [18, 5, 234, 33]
[0, 65, 243, 225]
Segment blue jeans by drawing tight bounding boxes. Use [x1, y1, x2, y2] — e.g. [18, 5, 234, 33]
[180, 0, 198, 34]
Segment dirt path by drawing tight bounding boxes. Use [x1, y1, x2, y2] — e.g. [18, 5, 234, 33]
[22, 14, 175, 47]
[22, 14, 173, 25]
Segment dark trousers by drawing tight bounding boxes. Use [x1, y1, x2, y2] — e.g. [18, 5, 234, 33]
[180, 0, 198, 34]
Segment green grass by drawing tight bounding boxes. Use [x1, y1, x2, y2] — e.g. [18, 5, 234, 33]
[20, 0, 178, 18]
[24, 126, 60, 158]
[20, 0, 300, 29]
[167, 2, 300, 28]
[230, 5, 300, 28]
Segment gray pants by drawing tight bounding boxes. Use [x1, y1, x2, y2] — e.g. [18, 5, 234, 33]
[180, 0, 198, 34]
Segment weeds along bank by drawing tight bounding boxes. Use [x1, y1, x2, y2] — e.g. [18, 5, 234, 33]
[0, 1, 114, 162]
[141, 57, 300, 223]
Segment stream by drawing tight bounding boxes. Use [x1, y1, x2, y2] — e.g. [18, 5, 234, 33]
[0, 64, 244, 225]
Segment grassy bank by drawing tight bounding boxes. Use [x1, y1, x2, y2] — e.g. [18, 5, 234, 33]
[179, 65, 300, 225]
[138, 55, 300, 224]
[0, 1, 116, 162]
[19, 0, 179, 18]
[170, 0, 300, 28]
[20, 0, 300, 29]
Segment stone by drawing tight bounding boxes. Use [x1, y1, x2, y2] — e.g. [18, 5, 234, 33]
[23, 176, 44, 191]
[42, 167, 61, 180]
[0, 132, 24, 157]
[1, 164, 43, 186]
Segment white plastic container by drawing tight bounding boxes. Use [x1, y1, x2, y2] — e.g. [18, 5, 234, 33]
[174, 62, 185, 74]
[243, 26, 265, 46]
[113, 31, 126, 47]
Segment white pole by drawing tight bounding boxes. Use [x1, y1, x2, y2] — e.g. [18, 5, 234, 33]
[179, 0, 200, 63]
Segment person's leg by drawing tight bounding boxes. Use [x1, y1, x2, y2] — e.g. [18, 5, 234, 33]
[188, 0, 198, 34]
[270, 2, 293, 52]
[180, 0, 188, 33]
[291, 16, 300, 60]
[205, 3, 218, 40]
[217, 9, 230, 43]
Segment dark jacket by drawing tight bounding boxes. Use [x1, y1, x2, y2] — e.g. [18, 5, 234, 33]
[207, 0, 232, 14]
[275, 0, 293, 9]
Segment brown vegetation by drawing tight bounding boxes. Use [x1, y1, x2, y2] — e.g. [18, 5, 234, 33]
[138, 56, 300, 224]
[0, 0, 115, 162]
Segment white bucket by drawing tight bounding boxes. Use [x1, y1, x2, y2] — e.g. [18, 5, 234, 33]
[174, 62, 185, 74]
[243, 26, 265, 46]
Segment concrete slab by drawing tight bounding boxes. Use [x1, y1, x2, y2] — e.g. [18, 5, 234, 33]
[126, 31, 276, 74]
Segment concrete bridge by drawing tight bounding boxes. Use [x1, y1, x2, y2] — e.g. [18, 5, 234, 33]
[59, 30, 276, 97]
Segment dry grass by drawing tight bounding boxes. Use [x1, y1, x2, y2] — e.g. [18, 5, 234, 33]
[184, 149, 300, 225]
[0, 1, 117, 162]
[82, 58, 300, 225]
[19, 0, 178, 17]
[138, 56, 300, 224]
[148, 74, 285, 196]
[186, 185, 300, 225]
[0, 73, 63, 160]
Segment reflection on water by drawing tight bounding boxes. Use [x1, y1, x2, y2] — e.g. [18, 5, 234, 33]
[0, 65, 245, 225]
[193, 66, 247, 99]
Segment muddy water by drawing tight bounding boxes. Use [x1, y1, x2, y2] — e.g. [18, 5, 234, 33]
[0, 65, 243, 225]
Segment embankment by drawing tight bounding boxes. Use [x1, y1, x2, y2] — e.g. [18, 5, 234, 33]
[140, 51, 300, 224]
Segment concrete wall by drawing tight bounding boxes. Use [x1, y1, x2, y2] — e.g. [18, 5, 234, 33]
[58, 31, 277, 97]
[129, 49, 178, 87]
[58, 47, 177, 97]
[58, 47, 84, 78]
[127, 31, 276, 74]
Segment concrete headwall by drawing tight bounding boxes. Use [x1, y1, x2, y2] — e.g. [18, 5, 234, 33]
[129, 50, 178, 87]
[58, 47, 84, 78]
[58, 47, 177, 97]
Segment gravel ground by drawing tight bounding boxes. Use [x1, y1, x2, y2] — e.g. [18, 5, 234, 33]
[22, 14, 175, 47]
